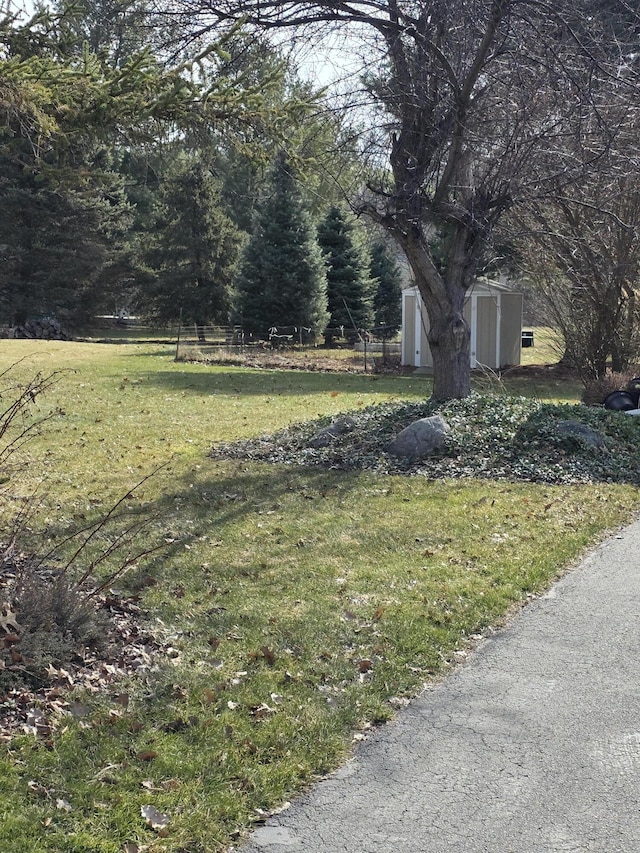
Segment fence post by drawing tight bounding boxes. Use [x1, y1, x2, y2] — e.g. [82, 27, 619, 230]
[174, 310, 182, 362]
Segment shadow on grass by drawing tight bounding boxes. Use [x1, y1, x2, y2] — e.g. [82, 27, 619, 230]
[156, 461, 360, 532]
[137, 367, 431, 398]
[134, 355, 579, 404]
[37, 461, 365, 582]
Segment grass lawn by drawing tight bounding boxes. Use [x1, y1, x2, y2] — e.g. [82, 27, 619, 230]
[0, 339, 636, 853]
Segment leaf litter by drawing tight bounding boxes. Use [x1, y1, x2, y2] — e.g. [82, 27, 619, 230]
[0, 559, 175, 740]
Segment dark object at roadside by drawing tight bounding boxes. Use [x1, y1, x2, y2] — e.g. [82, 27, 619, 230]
[522, 330, 534, 347]
[603, 391, 635, 411]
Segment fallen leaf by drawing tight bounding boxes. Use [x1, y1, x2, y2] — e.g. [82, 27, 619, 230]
[137, 750, 158, 762]
[260, 646, 276, 665]
[141, 804, 169, 832]
[27, 780, 49, 798]
[160, 718, 189, 733]
[0, 605, 21, 633]
[24, 707, 49, 737]
[56, 798, 72, 812]
[250, 703, 276, 719]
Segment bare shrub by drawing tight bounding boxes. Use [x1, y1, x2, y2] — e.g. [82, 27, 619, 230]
[14, 568, 106, 650]
[0, 366, 165, 691]
[0, 362, 63, 475]
[1, 563, 108, 689]
[582, 371, 636, 406]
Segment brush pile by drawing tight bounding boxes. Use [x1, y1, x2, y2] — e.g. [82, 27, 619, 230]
[13, 318, 70, 340]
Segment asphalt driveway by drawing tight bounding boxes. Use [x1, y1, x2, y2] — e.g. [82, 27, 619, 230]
[236, 517, 640, 852]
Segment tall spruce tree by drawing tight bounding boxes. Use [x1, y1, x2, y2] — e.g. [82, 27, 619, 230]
[317, 206, 373, 344]
[142, 160, 241, 332]
[234, 153, 328, 339]
[0, 155, 133, 326]
[371, 240, 403, 339]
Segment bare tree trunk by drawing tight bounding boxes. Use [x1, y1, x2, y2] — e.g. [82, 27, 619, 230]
[392, 220, 477, 398]
[426, 292, 471, 399]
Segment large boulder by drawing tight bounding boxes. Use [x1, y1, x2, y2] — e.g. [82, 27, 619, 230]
[555, 420, 606, 449]
[387, 415, 450, 461]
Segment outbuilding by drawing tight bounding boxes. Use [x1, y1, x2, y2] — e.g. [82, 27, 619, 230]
[401, 277, 523, 371]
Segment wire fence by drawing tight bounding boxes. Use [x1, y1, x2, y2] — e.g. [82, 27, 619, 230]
[174, 323, 402, 372]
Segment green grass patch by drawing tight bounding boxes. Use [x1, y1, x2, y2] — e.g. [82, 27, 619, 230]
[0, 339, 637, 852]
[520, 326, 563, 366]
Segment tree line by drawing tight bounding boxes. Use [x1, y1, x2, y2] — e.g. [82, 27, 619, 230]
[3, 0, 640, 397]
[0, 3, 402, 344]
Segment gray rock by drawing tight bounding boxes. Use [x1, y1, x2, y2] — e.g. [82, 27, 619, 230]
[307, 416, 357, 448]
[387, 415, 449, 461]
[555, 420, 606, 449]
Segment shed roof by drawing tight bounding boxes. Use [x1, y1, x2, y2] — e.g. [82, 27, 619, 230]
[402, 276, 521, 296]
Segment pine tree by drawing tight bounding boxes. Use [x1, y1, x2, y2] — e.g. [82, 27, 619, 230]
[142, 160, 241, 331]
[0, 157, 132, 327]
[235, 153, 328, 339]
[371, 240, 403, 339]
[317, 206, 374, 345]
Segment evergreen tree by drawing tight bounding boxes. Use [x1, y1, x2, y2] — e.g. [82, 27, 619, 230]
[371, 240, 403, 339]
[142, 160, 241, 332]
[56, 0, 154, 68]
[0, 155, 133, 326]
[234, 153, 328, 338]
[317, 206, 373, 344]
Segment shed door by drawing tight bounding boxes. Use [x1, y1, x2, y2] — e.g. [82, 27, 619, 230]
[402, 293, 417, 366]
[476, 294, 498, 369]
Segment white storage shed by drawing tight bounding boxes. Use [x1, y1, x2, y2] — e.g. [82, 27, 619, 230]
[401, 278, 523, 371]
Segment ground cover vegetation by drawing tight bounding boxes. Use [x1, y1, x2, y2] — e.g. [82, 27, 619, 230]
[211, 393, 640, 485]
[0, 339, 638, 852]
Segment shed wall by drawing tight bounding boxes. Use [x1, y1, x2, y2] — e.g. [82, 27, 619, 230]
[402, 285, 522, 370]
